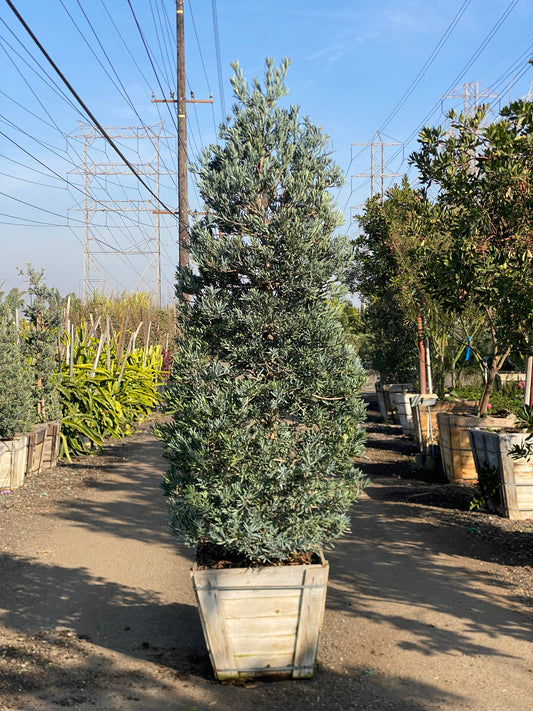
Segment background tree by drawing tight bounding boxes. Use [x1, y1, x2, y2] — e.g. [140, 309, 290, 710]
[158, 58, 367, 564]
[0, 289, 34, 439]
[351, 180, 461, 396]
[410, 99, 533, 413]
[19, 265, 63, 422]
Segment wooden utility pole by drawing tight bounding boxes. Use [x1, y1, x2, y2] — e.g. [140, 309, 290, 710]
[176, 0, 188, 271]
[153, 1, 212, 280]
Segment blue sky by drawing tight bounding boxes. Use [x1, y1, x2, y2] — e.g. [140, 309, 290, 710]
[1, 0, 532, 302]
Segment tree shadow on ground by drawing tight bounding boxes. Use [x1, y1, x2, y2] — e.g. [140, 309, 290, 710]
[0, 553, 206, 672]
[326, 456, 532, 669]
[0, 554, 468, 710]
[50, 433, 174, 548]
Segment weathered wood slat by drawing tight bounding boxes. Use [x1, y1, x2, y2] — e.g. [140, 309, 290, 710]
[26, 424, 47, 476]
[293, 563, 329, 678]
[42, 420, 61, 470]
[234, 651, 295, 670]
[222, 595, 300, 618]
[225, 615, 298, 638]
[192, 565, 308, 588]
[230, 634, 296, 656]
[193, 585, 234, 678]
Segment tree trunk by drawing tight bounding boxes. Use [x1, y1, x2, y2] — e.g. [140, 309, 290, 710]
[417, 316, 426, 395]
[477, 348, 510, 415]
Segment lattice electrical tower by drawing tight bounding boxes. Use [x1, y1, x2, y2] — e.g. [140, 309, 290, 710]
[442, 81, 500, 117]
[351, 131, 402, 213]
[68, 122, 175, 304]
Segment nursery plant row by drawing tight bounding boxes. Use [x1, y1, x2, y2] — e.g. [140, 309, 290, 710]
[0, 270, 170, 490]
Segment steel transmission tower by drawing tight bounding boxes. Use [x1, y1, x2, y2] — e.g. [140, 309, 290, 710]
[68, 122, 174, 304]
[351, 132, 402, 211]
[442, 81, 499, 117]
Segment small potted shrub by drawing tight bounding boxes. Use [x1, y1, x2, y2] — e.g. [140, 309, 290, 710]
[157, 58, 367, 680]
[20, 266, 63, 472]
[0, 289, 35, 489]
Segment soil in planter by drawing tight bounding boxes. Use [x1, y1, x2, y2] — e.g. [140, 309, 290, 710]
[195, 543, 321, 569]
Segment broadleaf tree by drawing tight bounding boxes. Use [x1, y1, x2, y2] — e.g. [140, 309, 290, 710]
[410, 99, 533, 413]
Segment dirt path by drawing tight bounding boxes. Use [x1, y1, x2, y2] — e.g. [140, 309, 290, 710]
[1, 392, 532, 710]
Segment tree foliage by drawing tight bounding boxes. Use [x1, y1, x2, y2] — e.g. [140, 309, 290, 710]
[157, 59, 367, 563]
[410, 99, 533, 412]
[0, 289, 35, 439]
[19, 265, 63, 422]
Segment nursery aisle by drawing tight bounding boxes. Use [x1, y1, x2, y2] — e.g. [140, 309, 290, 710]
[1, 394, 532, 711]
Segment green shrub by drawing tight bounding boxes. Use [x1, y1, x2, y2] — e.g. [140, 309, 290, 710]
[19, 265, 63, 422]
[157, 59, 367, 564]
[0, 290, 35, 439]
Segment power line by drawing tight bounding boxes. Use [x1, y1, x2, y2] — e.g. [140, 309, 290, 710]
[383, 0, 522, 184]
[211, 0, 226, 123]
[5, 0, 178, 218]
[126, 0, 177, 133]
[378, 0, 472, 133]
[58, 0, 179, 186]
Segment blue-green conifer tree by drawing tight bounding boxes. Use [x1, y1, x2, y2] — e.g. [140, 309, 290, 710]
[158, 59, 367, 563]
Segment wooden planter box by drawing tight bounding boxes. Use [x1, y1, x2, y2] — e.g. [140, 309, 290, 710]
[0, 434, 28, 490]
[191, 552, 329, 680]
[394, 392, 419, 435]
[375, 383, 414, 423]
[411, 398, 477, 452]
[42, 420, 61, 470]
[437, 411, 516, 484]
[26, 424, 47, 476]
[469, 429, 533, 520]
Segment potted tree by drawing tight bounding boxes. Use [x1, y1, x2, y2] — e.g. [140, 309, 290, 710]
[410, 100, 533, 416]
[157, 58, 367, 681]
[20, 266, 63, 473]
[407, 99, 533, 481]
[0, 289, 35, 489]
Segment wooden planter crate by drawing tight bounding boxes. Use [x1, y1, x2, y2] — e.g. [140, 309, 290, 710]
[394, 392, 418, 435]
[375, 383, 414, 423]
[411, 398, 477, 451]
[191, 552, 329, 680]
[42, 420, 61, 470]
[469, 429, 533, 520]
[437, 411, 516, 484]
[26, 424, 47, 476]
[0, 435, 28, 490]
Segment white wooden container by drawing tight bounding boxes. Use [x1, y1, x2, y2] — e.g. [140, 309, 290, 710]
[0, 435, 28, 490]
[191, 551, 329, 680]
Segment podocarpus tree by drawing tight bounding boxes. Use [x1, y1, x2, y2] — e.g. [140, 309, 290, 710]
[158, 58, 367, 564]
[410, 99, 533, 414]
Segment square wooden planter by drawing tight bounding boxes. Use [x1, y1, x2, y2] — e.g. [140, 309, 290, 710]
[411, 398, 477, 452]
[375, 383, 414, 424]
[191, 551, 329, 680]
[469, 428, 533, 520]
[437, 411, 517, 484]
[0, 434, 29, 490]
